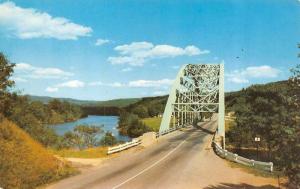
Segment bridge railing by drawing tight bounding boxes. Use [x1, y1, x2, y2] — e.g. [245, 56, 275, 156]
[213, 141, 273, 172]
[108, 125, 183, 154]
[107, 139, 141, 155]
[156, 125, 183, 137]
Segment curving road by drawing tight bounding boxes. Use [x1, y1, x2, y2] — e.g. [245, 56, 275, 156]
[47, 121, 277, 189]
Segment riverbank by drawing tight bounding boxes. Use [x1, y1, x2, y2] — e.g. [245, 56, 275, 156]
[50, 146, 108, 159]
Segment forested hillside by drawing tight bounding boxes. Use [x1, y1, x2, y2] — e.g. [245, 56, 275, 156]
[27, 95, 140, 107]
[225, 80, 291, 113]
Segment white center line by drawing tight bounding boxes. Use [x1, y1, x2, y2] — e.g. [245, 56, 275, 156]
[112, 139, 186, 189]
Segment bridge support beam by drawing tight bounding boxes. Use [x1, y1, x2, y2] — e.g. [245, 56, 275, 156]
[217, 63, 225, 147]
[159, 63, 225, 147]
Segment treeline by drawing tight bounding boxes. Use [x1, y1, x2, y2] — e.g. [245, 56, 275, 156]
[125, 96, 167, 118]
[118, 111, 152, 138]
[225, 72, 300, 186]
[3, 95, 83, 147]
[117, 96, 167, 138]
[81, 106, 121, 116]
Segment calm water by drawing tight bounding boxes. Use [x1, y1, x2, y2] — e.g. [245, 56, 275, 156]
[51, 115, 130, 142]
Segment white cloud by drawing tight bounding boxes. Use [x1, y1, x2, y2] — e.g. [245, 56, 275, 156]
[227, 65, 280, 84]
[88, 81, 123, 87]
[95, 38, 110, 46]
[88, 81, 103, 86]
[0, 2, 92, 40]
[46, 80, 85, 92]
[56, 80, 85, 88]
[108, 41, 209, 66]
[228, 77, 249, 84]
[110, 82, 123, 87]
[12, 76, 27, 83]
[15, 63, 73, 79]
[128, 79, 173, 88]
[88, 78, 173, 88]
[242, 66, 280, 78]
[153, 90, 168, 96]
[121, 67, 132, 72]
[45, 87, 58, 92]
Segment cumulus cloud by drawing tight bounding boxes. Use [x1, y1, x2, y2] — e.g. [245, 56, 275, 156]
[88, 81, 124, 87]
[227, 65, 280, 84]
[0, 2, 92, 40]
[121, 67, 132, 72]
[128, 79, 173, 88]
[88, 78, 173, 88]
[56, 80, 85, 88]
[108, 41, 209, 66]
[46, 87, 58, 92]
[95, 38, 110, 46]
[15, 63, 73, 79]
[46, 80, 85, 92]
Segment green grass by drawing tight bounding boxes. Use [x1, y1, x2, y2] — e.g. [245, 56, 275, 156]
[51, 147, 108, 158]
[142, 117, 162, 132]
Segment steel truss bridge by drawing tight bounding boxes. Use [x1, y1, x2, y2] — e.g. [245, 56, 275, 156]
[159, 63, 225, 141]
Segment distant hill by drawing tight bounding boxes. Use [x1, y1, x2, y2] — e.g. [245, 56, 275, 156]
[26, 80, 288, 112]
[124, 80, 289, 117]
[26, 95, 141, 108]
[225, 80, 290, 112]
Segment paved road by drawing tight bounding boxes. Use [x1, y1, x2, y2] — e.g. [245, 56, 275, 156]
[48, 121, 277, 189]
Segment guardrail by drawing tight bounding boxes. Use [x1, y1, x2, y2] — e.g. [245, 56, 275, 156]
[156, 125, 183, 137]
[213, 141, 273, 172]
[108, 125, 184, 154]
[107, 139, 141, 155]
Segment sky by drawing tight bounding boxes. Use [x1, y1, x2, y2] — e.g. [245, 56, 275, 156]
[0, 0, 299, 100]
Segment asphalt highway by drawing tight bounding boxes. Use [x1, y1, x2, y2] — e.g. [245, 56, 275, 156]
[47, 121, 219, 189]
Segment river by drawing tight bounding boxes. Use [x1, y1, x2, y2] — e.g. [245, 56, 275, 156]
[51, 115, 131, 142]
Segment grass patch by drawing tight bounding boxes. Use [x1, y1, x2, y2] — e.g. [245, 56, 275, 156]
[142, 117, 162, 132]
[51, 147, 108, 159]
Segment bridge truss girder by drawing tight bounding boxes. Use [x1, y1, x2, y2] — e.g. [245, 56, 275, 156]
[159, 63, 225, 138]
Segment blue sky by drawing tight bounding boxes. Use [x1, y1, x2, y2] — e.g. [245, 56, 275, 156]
[0, 0, 299, 100]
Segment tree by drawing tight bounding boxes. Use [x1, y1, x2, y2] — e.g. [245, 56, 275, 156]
[100, 132, 117, 146]
[132, 105, 149, 118]
[281, 60, 300, 186]
[118, 111, 152, 138]
[73, 124, 103, 148]
[0, 53, 15, 116]
[62, 131, 83, 149]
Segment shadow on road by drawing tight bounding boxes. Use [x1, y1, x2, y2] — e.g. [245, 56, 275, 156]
[195, 125, 216, 135]
[195, 121, 217, 135]
[203, 183, 278, 189]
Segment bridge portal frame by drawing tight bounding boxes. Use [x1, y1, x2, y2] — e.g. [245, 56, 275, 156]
[159, 63, 225, 141]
